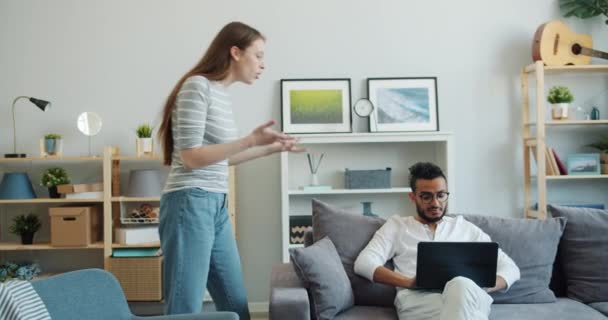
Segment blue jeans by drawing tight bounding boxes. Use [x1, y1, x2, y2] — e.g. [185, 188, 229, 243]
[159, 188, 250, 319]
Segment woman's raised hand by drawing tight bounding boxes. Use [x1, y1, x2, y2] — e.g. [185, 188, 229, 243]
[249, 120, 294, 146]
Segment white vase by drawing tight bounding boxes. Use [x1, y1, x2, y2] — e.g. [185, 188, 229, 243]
[310, 173, 319, 186]
[551, 103, 569, 120]
[136, 138, 154, 156]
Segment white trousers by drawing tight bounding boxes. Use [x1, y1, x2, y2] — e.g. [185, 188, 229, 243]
[395, 277, 494, 320]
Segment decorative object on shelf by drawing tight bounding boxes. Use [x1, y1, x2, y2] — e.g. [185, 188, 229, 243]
[560, 0, 608, 25]
[135, 123, 154, 157]
[345, 167, 392, 189]
[0, 172, 36, 199]
[547, 85, 574, 120]
[123, 203, 160, 224]
[5, 96, 51, 158]
[361, 201, 378, 217]
[587, 136, 608, 173]
[40, 167, 70, 198]
[289, 215, 312, 244]
[306, 153, 324, 186]
[280, 78, 352, 133]
[353, 98, 377, 132]
[367, 77, 439, 132]
[9, 213, 41, 245]
[77, 112, 102, 157]
[126, 169, 164, 197]
[531, 20, 605, 66]
[590, 106, 600, 120]
[0, 262, 41, 282]
[40, 133, 63, 157]
[566, 153, 600, 175]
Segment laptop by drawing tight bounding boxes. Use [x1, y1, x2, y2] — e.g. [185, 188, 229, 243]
[415, 242, 498, 290]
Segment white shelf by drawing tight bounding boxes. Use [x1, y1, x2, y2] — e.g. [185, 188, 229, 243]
[292, 132, 452, 144]
[0, 198, 104, 204]
[525, 120, 608, 126]
[288, 187, 411, 195]
[546, 175, 608, 180]
[0, 156, 103, 162]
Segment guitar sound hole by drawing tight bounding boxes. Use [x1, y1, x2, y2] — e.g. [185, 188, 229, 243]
[572, 44, 582, 55]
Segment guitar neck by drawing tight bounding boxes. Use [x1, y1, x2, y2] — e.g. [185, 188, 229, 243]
[581, 47, 608, 60]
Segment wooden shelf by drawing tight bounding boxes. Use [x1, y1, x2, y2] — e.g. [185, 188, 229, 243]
[524, 64, 608, 74]
[112, 242, 160, 248]
[0, 198, 104, 204]
[546, 174, 608, 180]
[0, 242, 104, 251]
[0, 156, 102, 162]
[525, 120, 608, 126]
[111, 156, 161, 161]
[111, 197, 160, 202]
[288, 187, 412, 195]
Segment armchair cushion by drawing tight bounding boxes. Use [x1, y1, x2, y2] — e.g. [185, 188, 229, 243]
[312, 199, 396, 307]
[548, 205, 608, 303]
[290, 236, 354, 320]
[458, 214, 566, 303]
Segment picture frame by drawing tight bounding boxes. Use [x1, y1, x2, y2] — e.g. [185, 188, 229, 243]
[566, 153, 600, 175]
[367, 77, 439, 132]
[280, 79, 351, 134]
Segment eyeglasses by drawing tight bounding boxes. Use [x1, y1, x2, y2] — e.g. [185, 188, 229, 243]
[417, 191, 450, 204]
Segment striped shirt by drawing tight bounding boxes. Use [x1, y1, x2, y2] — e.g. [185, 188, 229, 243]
[0, 280, 51, 320]
[163, 75, 238, 194]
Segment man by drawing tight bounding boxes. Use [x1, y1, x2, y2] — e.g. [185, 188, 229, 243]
[354, 162, 520, 320]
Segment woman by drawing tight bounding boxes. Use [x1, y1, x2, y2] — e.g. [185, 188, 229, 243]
[157, 21, 302, 318]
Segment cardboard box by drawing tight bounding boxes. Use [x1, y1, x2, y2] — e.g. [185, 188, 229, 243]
[109, 256, 162, 301]
[56, 183, 103, 194]
[49, 206, 101, 246]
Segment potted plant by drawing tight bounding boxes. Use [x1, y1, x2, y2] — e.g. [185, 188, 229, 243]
[43, 133, 62, 156]
[560, 0, 608, 25]
[547, 86, 574, 120]
[40, 167, 70, 198]
[9, 213, 41, 245]
[136, 124, 154, 156]
[588, 136, 608, 173]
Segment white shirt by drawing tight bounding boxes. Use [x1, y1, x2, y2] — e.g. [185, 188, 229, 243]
[354, 215, 521, 290]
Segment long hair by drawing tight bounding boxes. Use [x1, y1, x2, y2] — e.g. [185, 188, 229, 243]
[158, 22, 265, 166]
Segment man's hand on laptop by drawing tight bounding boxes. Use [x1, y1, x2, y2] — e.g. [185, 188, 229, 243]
[485, 275, 507, 293]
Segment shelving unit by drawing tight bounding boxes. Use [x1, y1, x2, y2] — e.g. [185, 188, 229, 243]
[521, 61, 608, 219]
[280, 132, 453, 262]
[1, 147, 237, 300]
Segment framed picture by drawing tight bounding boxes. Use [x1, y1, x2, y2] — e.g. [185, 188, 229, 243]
[566, 153, 600, 175]
[281, 79, 351, 134]
[367, 77, 439, 132]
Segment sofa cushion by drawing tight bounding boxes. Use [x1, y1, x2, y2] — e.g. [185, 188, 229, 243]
[458, 214, 566, 303]
[312, 199, 396, 307]
[489, 297, 607, 320]
[548, 205, 608, 303]
[335, 306, 398, 320]
[289, 236, 354, 320]
[588, 302, 608, 317]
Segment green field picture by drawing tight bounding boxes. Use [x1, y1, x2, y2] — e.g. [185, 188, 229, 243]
[290, 89, 343, 124]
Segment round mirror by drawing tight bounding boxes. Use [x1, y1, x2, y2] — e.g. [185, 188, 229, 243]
[77, 112, 102, 136]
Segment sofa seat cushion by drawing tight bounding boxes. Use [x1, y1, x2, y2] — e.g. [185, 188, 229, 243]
[457, 214, 566, 303]
[312, 199, 396, 307]
[289, 236, 354, 320]
[490, 298, 607, 320]
[334, 306, 398, 320]
[589, 302, 608, 317]
[548, 205, 608, 303]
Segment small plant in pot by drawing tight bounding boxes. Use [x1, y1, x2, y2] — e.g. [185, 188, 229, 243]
[547, 86, 574, 120]
[136, 124, 154, 156]
[40, 167, 70, 198]
[43, 133, 62, 155]
[588, 136, 608, 173]
[9, 213, 41, 245]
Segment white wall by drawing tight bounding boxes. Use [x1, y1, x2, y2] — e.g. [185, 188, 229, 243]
[2, 0, 608, 303]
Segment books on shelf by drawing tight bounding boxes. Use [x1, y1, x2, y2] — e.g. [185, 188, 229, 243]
[112, 247, 160, 257]
[531, 145, 566, 176]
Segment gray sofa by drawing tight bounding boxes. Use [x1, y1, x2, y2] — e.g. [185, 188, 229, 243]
[269, 200, 608, 320]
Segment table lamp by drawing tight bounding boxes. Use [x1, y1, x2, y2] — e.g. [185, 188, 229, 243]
[5, 96, 52, 158]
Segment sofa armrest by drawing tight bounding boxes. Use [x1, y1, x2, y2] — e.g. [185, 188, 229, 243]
[133, 312, 238, 320]
[269, 263, 311, 320]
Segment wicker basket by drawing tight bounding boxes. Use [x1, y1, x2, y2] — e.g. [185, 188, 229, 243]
[109, 256, 162, 301]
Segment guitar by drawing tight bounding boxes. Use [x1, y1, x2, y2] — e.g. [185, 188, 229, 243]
[532, 20, 608, 66]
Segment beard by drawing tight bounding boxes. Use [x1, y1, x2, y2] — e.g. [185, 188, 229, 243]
[416, 203, 446, 223]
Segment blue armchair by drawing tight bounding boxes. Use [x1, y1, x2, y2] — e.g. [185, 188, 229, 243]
[32, 268, 238, 320]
